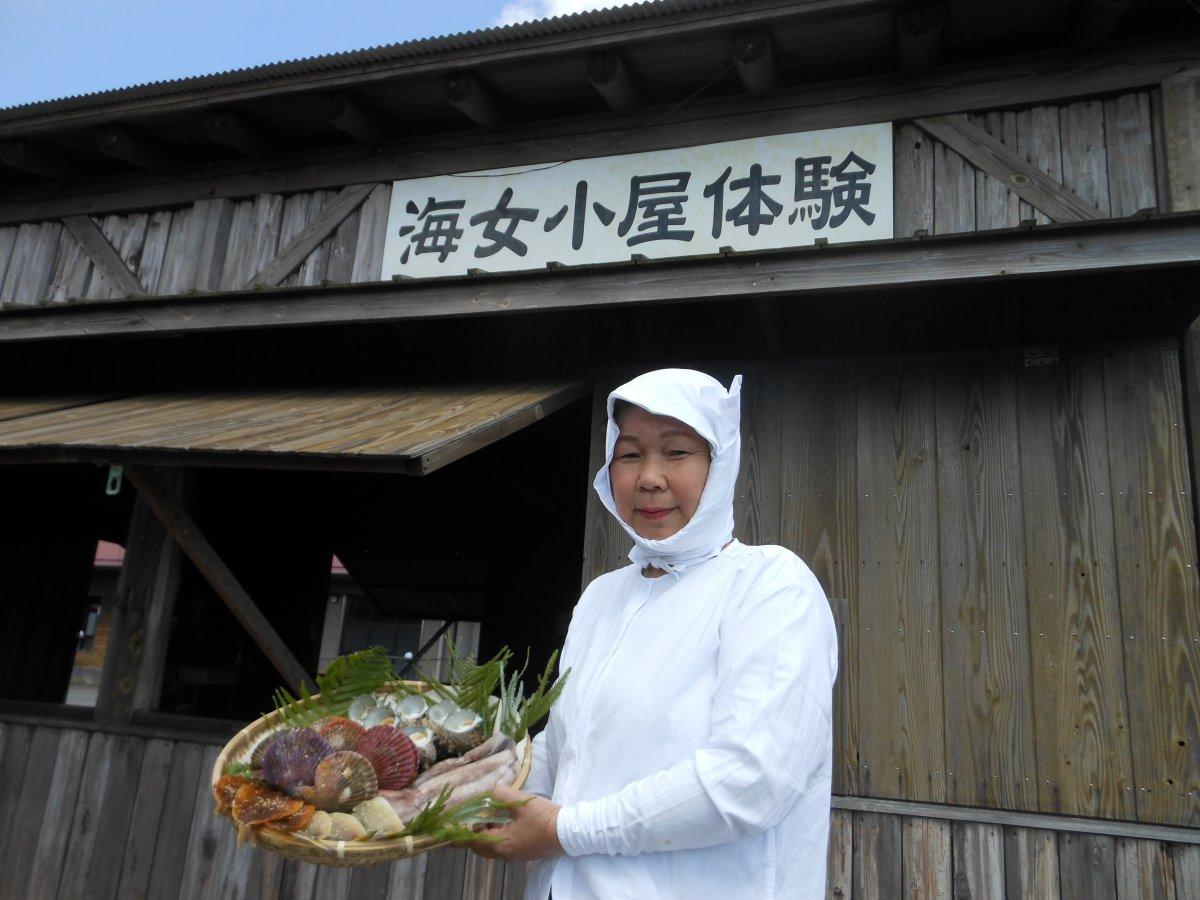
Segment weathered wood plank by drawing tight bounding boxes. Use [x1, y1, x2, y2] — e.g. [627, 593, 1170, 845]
[1161, 70, 1200, 213]
[1004, 826, 1059, 900]
[971, 112, 1021, 229]
[733, 370, 782, 547]
[313, 862, 354, 898]
[294, 190, 333, 286]
[893, 122, 933, 238]
[903, 816, 951, 899]
[1, 221, 62, 305]
[827, 808, 853, 899]
[325, 205, 361, 284]
[581, 378, 630, 585]
[348, 858, 394, 898]
[176, 744, 224, 898]
[920, 114, 1102, 223]
[45, 218, 93, 302]
[218, 199, 258, 291]
[1059, 832, 1117, 900]
[115, 738, 175, 898]
[136, 209, 174, 295]
[145, 741, 206, 898]
[83, 214, 126, 301]
[85, 733, 148, 898]
[56, 731, 116, 897]
[248, 183, 374, 288]
[278, 859, 319, 899]
[1173, 844, 1200, 900]
[932, 139, 975, 234]
[856, 365, 945, 802]
[1104, 92, 1158, 218]
[351, 183, 391, 283]
[1115, 838, 1177, 900]
[854, 811, 903, 899]
[1017, 105, 1065, 225]
[275, 192, 312, 289]
[779, 365, 858, 794]
[0, 227, 18, 299]
[502, 860, 527, 899]
[1017, 355, 1135, 819]
[462, 854, 506, 900]
[25, 728, 89, 899]
[0, 726, 61, 898]
[953, 821, 1005, 899]
[424, 846, 469, 900]
[193, 197, 235, 292]
[1102, 349, 1200, 827]
[1059, 100, 1112, 217]
[934, 360, 1037, 810]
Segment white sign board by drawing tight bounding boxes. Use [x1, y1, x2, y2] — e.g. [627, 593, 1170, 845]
[381, 123, 892, 279]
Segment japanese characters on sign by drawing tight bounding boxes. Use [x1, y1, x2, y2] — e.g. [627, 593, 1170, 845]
[381, 124, 892, 279]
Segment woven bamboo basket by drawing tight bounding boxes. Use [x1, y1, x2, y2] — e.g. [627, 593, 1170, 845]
[211, 681, 533, 866]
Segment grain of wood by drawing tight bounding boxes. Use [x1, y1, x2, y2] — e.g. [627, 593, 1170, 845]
[56, 731, 116, 897]
[779, 366, 858, 794]
[136, 209, 173, 294]
[1115, 838, 1177, 900]
[218, 200, 257, 291]
[277, 192, 313, 288]
[295, 190, 333, 286]
[116, 738, 175, 898]
[325, 205, 361, 284]
[63, 212, 146, 299]
[0, 726, 60, 900]
[462, 854, 506, 899]
[313, 862, 353, 898]
[502, 860, 529, 898]
[388, 851, 428, 898]
[0, 226, 18, 301]
[732, 371, 782, 547]
[953, 821, 1005, 899]
[348, 858, 394, 898]
[1017, 355, 1135, 819]
[1060, 100, 1112, 217]
[277, 859, 320, 900]
[176, 744, 224, 898]
[934, 361, 1037, 810]
[424, 846, 469, 899]
[146, 741, 206, 898]
[1004, 826, 1059, 900]
[25, 729, 88, 899]
[1, 221, 61, 304]
[156, 205, 197, 294]
[351, 183, 391, 282]
[854, 811, 903, 899]
[84, 214, 124, 300]
[1017, 105, 1065, 225]
[855, 365, 945, 802]
[45, 221, 93, 302]
[1161, 71, 1200, 212]
[1102, 349, 1200, 827]
[193, 197, 235, 291]
[903, 816, 951, 899]
[827, 808, 852, 899]
[894, 123, 934, 238]
[1103, 92, 1158, 218]
[250, 183, 372, 288]
[1059, 832, 1117, 900]
[85, 734, 148, 898]
[581, 379, 630, 585]
[1172, 844, 1200, 900]
[933, 140, 976, 234]
[971, 112, 1021, 229]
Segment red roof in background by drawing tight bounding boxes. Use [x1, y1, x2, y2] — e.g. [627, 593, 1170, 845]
[92, 541, 347, 574]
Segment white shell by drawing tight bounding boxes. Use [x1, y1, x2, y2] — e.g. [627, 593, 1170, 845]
[401, 726, 437, 766]
[348, 694, 376, 724]
[362, 706, 396, 728]
[394, 693, 429, 724]
[425, 699, 459, 726]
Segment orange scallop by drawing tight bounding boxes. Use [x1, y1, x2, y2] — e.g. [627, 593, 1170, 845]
[231, 783, 304, 826]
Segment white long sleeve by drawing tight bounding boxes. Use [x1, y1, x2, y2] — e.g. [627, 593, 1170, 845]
[526, 541, 838, 900]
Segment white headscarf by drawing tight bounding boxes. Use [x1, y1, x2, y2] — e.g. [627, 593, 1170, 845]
[593, 368, 743, 576]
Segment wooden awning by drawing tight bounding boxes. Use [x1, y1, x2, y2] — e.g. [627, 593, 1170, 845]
[0, 381, 586, 474]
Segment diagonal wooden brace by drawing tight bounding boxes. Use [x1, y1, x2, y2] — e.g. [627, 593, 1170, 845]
[126, 465, 316, 694]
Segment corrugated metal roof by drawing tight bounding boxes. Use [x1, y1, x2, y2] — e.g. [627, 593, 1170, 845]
[0, 382, 587, 474]
[0, 0, 746, 122]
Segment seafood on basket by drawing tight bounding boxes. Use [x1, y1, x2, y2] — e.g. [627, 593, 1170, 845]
[212, 640, 569, 861]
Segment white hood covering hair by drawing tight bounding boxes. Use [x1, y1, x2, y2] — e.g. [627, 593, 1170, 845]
[593, 368, 743, 575]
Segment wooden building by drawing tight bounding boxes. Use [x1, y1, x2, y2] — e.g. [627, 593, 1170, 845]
[1, 0, 1199, 896]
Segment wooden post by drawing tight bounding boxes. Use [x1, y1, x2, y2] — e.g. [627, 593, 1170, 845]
[587, 51, 641, 115]
[1161, 70, 1200, 212]
[125, 466, 316, 694]
[95, 470, 187, 723]
[445, 74, 505, 129]
[732, 30, 777, 96]
[322, 94, 391, 146]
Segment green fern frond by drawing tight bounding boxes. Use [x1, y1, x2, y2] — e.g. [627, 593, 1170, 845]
[272, 646, 397, 727]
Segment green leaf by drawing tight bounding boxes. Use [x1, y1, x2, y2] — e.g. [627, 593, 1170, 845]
[272, 646, 397, 727]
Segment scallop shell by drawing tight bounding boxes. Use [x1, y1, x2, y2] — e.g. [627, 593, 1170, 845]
[434, 707, 485, 757]
[425, 698, 459, 727]
[268, 802, 317, 833]
[213, 775, 257, 815]
[348, 694, 377, 724]
[310, 750, 379, 812]
[260, 728, 333, 796]
[231, 783, 304, 826]
[353, 796, 404, 837]
[401, 725, 438, 768]
[314, 716, 365, 752]
[249, 728, 292, 768]
[393, 693, 429, 725]
[356, 725, 420, 790]
[328, 811, 367, 841]
[362, 706, 396, 728]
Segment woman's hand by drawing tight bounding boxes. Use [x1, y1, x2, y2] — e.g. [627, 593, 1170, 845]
[462, 785, 565, 862]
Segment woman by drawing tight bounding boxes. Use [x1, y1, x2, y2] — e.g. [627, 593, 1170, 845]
[469, 368, 839, 899]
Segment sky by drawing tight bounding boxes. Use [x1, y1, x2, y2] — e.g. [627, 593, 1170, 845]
[0, 0, 642, 110]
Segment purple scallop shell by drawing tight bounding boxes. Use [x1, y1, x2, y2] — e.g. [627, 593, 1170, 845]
[260, 728, 333, 796]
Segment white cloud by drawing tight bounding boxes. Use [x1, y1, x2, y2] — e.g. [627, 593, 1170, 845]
[495, 0, 643, 27]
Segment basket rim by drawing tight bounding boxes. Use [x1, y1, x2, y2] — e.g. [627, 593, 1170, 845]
[211, 679, 532, 864]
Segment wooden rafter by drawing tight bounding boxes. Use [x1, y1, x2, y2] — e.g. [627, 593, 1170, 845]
[245, 183, 376, 288]
[125, 465, 315, 694]
[322, 94, 391, 146]
[0, 140, 76, 180]
[587, 51, 641, 115]
[96, 124, 175, 170]
[204, 110, 279, 158]
[60, 214, 147, 297]
[732, 30, 777, 96]
[896, 4, 945, 75]
[913, 115, 1104, 221]
[445, 73, 505, 128]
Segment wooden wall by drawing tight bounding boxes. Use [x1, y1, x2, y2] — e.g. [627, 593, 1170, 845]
[2, 719, 1197, 899]
[583, 345, 1200, 829]
[0, 89, 1166, 309]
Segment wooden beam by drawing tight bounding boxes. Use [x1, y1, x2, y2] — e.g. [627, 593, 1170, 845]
[203, 109, 279, 158]
[895, 4, 945, 75]
[731, 30, 777, 96]
[321, 93, 391, 146]
[124, 466, 315, 694]
[0, 140, 77, 180]
[0, 215, 1195, 342]
[60, 214, 147, 297]
[587, 51, 641, 115]
[1, 35, 1196, 225]
[95, 470, 187, 724]
[1161, 70, 1200, 213]
[1071, 0, 1132, 49]
[95, 124, 175, 170]
[913, 114, 1104, 221]
[445, 73, 504, 128]
[245, 182, 375, 287]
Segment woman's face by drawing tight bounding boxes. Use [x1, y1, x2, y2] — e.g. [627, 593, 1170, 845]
[610, 404, 712, 541]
